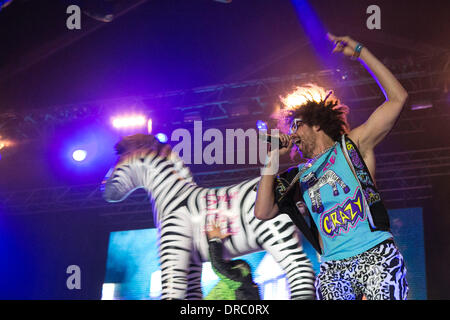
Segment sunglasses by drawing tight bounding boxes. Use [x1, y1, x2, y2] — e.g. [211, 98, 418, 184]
[289, 118, 304, 134]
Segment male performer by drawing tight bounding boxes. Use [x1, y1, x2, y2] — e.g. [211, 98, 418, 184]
[254, 34, 409, 300]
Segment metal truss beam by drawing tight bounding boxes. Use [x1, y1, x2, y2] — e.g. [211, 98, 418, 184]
[1, 52, 448, 141]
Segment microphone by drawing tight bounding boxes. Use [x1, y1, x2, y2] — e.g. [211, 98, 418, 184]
[259, 133, 291, 149]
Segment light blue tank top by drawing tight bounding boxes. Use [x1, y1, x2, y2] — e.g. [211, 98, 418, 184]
[299, 142, 392, 262]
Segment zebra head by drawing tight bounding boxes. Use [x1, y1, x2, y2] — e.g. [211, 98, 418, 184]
[102, 133, 193, 202]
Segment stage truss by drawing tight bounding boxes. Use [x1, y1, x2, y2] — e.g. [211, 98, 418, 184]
[1, 52, 449, 229]
[1, 52, 449, 138]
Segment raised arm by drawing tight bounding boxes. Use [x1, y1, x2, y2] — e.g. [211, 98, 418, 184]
[327, 34, 408, 155]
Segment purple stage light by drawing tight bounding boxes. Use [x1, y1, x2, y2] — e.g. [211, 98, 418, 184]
[147, 118, 152, 134]
[155, 133, 168, 143]
[291, 0, 335, 68]
[256, 120, 268, 131]
[48, 122, 117, 186]
[112, 115, 146, 129]
[72, 149, 87, 162]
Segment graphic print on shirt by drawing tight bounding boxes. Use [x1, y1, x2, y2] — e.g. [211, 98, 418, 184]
[300, 170, 350, 214]
[299, 141, 392, 261]
[319, 188, 366, 238]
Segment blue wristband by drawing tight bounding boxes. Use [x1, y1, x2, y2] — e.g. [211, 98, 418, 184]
[352, 43, 364, 60]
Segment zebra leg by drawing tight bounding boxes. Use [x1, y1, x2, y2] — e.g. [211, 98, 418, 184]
[307, 190, 318, 213]
[329, 180, 340, 197]
[329, 170, 350, 194]
[158, 211, 193, 300]
[312, 189, 324, 213]
[338, 179, 350, 194]
[185, 252, 203, 300]
[257, 215, 316, 300]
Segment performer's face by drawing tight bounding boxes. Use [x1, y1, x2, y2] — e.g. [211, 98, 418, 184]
[290, 120, 317, 159]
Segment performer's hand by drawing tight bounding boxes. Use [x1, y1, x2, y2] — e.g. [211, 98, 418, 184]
[268, 133, 293, 157]
[207, 220, 232, 240]
[278, 133, 294, 157]
[327, 33, 360, 57]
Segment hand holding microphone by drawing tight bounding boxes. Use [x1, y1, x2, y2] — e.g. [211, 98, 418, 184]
[261, 133, 294, 156]
[259, 132, 295, 176]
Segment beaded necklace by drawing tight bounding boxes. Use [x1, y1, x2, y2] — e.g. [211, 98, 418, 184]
[278, 142, 337, 202]
[305, 142, 337, 167]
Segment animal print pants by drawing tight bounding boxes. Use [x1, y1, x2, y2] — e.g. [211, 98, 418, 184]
[315, 240, 408, 300]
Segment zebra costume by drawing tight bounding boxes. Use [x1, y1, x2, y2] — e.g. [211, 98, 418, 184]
[102, 134, 315, 300]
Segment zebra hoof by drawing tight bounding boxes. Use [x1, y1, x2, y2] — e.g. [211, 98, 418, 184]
[343, 186, 350, 193]
[317, 205, 324, 213]
[333, 190, 339, 196]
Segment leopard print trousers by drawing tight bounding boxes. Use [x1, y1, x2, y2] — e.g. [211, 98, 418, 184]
[315, 240, 408, 300]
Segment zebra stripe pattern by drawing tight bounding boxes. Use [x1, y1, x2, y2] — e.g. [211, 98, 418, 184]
[102, 134, 316, 299]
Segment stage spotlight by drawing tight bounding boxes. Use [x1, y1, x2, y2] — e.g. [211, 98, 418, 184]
[112, 115, 146, 129]
[256, 120, 268, 131]
[0, 138, 13, 150]
[155, 133, 168, 143]
[72, 149, 87, 162]
[291, 0, 331, 67]
[147, 118, 153, 134]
